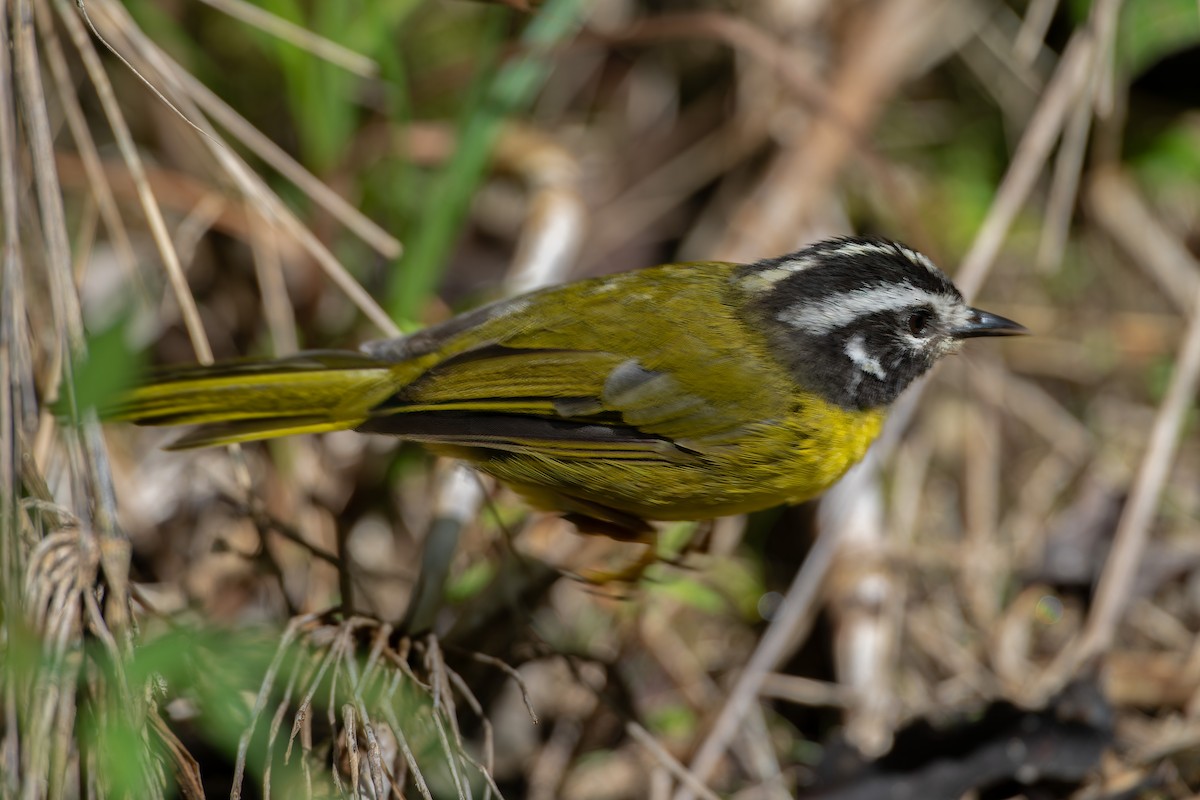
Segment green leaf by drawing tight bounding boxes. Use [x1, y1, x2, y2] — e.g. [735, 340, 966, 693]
[647, 573, 728, 614]
[1118, 0, 1200, 75]
[1131, 123, 1200, 188]
[447, 559, 497, 602]
[70, 314, 146, 416]
[386, 0, 587, 321]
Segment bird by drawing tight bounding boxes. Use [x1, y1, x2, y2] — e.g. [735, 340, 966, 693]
[111, 236, 1026, 537]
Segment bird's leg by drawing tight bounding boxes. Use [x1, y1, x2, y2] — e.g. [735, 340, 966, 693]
[562, 512, 662, 586]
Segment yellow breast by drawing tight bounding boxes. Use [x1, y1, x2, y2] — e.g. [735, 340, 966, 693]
[663, 392, 885, 518]
[754, 394, 887, 504]
[471, 392, 887, 523]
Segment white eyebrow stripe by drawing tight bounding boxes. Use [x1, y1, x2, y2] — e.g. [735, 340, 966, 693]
[777, 283, 960, 334]
[740, 255, 817, 293]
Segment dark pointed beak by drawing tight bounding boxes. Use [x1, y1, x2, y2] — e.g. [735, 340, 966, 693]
[952, 308, 1028, 338]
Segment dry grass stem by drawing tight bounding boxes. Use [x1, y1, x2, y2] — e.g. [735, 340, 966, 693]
[955, 27, 1092, 298]
[88, 0, 402, 332]
[1049, 277, 1200, 686]
[611, 12, 832, 113]
[627, 722, 722, 800]
[826, 462, 898, 756]
[231, 613, 319, 799]
[379, 676, 436, 800]
[165, 54, 402, 259]
[35, 1, 140, 293]
[1036, 68, 1095, 271]
[497, 125, 586, 295]
[195, 0, 380, 78]
[1014, 0, 1061, 64]
[673, 456, 869, 800]
[963, 373, 1004, 629]
[716, 0, 958, 261]
[249, 219, 301, 354]
[1086, 166, 1200, 308]
[72, 0, 222, 149]
[56, 0, 215, 363]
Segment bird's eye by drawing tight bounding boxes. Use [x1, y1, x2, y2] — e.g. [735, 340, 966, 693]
[907, 308, 933, 337]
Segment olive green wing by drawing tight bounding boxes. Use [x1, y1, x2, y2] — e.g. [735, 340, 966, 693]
[359, 346, 671, 461]
[358, 261, 785, 460]
[357, 344, 762, 463]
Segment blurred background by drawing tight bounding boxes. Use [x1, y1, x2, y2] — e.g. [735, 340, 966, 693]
[4, 0, 1200, 797]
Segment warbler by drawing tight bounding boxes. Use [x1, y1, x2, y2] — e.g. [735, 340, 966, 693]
[112, 237, 1025, 535]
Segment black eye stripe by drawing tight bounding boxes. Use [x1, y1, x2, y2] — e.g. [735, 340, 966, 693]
[736, 236, 967, 411]
[739, 237, 962, 322]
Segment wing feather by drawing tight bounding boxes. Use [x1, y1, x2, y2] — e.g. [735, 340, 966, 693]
[360, 344, 740, 461]
[357, 263, 788, 461]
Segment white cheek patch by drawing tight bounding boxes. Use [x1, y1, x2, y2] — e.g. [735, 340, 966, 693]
[740, 255, 816, 293]
[844, 334, 887, 380]
[778, 283, 963, 336]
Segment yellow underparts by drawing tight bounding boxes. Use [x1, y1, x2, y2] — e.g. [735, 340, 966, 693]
[470, 393, 888, 522]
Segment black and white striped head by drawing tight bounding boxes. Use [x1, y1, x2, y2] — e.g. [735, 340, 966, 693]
[738, 237, 1025, 410]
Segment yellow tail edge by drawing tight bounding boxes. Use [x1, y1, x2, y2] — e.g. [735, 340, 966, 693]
[110, 353, 405, 449]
